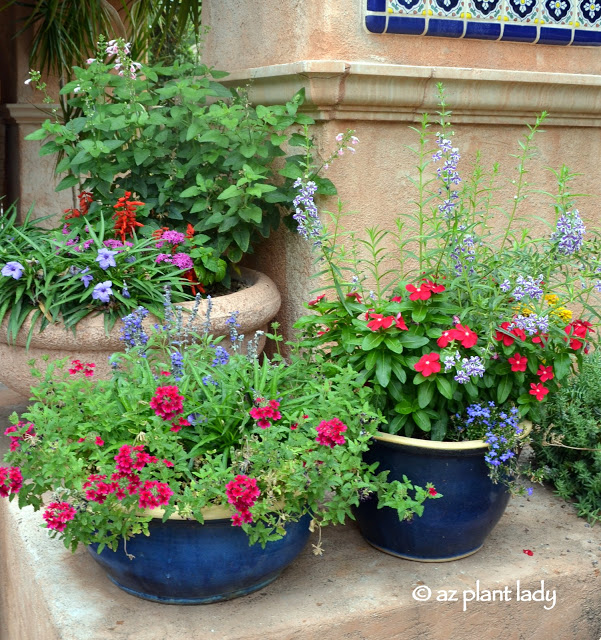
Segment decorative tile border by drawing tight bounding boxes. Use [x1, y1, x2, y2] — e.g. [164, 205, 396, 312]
[365, 0, 601, 44]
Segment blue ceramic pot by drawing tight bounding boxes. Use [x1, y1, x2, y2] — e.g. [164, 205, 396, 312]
[354, 433, 510, 562]
[88, 513, 311, 604]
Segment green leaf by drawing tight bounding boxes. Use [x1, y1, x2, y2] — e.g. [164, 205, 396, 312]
[232, 227, 250, 252]
[411, 306, 427, 323]
[435, 376, 453, 400]
[55, 174, 79, 191]
[217, 185, 243, 200]
[413, 410, 431, 432]
[133, 148, 151, 166]
[375, 352, 392, 387]
[391, 358, 407, 383]
[417, 381, 434, 409]
[398, 334, 430, 349]
[361, 333, 384, 351]
[554, 352, 572, 380]
[496, 376, 512, 405]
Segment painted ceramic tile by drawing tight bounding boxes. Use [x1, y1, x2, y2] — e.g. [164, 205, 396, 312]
[540, 0, 575, 24]
[388, 0, 427, 16]
[466, 0, 504, 20]
[575, 0, 601, 28]
[430, 0, 465, 18]
[367, 0, 601, 44]
[504, 0, 541, 22]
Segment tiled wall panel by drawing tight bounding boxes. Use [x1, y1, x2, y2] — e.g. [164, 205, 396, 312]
[366, 0, 601, 44]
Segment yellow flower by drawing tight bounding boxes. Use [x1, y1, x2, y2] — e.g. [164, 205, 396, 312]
[555, 307, 572, 322]
[544, 294, 559, 305]
[512, 304, 534, 316]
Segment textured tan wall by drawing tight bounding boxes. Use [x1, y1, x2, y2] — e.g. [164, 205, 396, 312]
[201, 0, 601, 76]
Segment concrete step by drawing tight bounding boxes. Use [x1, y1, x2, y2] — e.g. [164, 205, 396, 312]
[1, 388, 600, 640]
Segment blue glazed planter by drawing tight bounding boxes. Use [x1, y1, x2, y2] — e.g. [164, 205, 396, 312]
[355, 433, 510, 562]
[88, 513, 311, 604]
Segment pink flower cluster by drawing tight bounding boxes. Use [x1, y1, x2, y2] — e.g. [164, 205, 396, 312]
[249, 399, 282, 429]
[82, 445, 173, 511]
[0, 466, 22, 497]
[4, 421, 35, 451]
[155, 252, 194, 270]
[42, 502, 77, 532]
[225, 474, 260, 526]
[68, 359, 95, 377]
[315, 418, 348, 448]
[150, 385, 185, 421]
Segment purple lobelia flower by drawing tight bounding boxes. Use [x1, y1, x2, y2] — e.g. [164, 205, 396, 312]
[92, 280, 113, 303]
[1, 261, 24, 280]
[550, 209, 585, 255]
[293, 179, 322, 240]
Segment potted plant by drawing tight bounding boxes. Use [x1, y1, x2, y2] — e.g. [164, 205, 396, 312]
[530, 350, 601, 525]
[0, 297, 436, 603]
[6, 36, 345, 394]
[293, 86, 601, 561]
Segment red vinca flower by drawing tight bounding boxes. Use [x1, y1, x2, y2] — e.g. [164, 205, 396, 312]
[366, 313, 394, 331]
[414, 353, 441, 377]
[406, 283, 432, 301]
[395, 313, 408, 330]
[537, 365, 554, 382]
[508, 353, 528, 372]
[454, 324, 478, 348]
[529, 383, 549, 401]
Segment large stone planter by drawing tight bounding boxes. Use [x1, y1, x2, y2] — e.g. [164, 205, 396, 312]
[0, 268, 280, 398]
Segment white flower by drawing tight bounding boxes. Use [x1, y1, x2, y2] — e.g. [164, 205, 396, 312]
[24, 78, 32, 85]
[86, 58, 96, 65]
[335, 133, 344, 142]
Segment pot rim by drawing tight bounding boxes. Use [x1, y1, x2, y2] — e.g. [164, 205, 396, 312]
[374, 419, 532, 451]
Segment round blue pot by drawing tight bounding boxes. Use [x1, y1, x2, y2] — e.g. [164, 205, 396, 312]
[354, 433, 510, 562]
[88, 513, 311, 604]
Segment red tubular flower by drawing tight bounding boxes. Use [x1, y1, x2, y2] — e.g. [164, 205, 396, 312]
[316, 418, 348, 448]
[529, 383, 549, 401]
[185, 223, 195, 240]
[508, 353, 528, 372]
[428, 487, 438, 496]
[414, 353, 441, 377]
[308, 294, 326, 307]
[112, 192, 145, 242]
[537, 365, 554, 382]
[523, 549, 534, 556]
[367, 313, 395, 331]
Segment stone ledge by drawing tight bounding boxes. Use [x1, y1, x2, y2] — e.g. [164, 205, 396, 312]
[1, 388, 600, 640]
[223, 60, 601, 126]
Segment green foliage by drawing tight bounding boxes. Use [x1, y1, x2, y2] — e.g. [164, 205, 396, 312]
[26, 42, 323, 285]
[294, 85, 601, 441]
[0, 303, 434, 551]
[530, 352, 601, 524]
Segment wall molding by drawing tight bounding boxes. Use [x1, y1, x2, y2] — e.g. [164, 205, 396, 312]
[224, 60, 601, 126]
